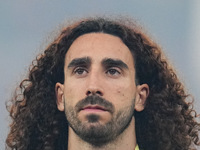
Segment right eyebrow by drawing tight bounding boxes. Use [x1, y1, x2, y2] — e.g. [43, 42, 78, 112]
[67, 57, 91, 68]
[102, 58, 129, 70]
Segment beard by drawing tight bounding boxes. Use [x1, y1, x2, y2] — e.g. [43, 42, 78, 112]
[64, 95, 135, 146]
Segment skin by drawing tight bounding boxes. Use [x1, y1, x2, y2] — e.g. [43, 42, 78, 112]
[55, 33, 149, 150]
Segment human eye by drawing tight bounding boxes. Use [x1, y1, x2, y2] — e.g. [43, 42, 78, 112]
[73, 67, 88, 76]
[106, 68, 121, 77]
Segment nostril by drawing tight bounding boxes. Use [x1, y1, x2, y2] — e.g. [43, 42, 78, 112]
[96, 91, 103, 96]
[86, 90, 103, 96]
[86, 91, 92, 96]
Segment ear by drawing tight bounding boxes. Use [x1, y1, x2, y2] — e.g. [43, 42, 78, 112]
[55, 82, 64, 111]
[135, 84, 149, 112]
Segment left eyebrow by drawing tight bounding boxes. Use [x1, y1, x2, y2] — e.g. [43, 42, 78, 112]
[67, 57, 91, 68]
[101, 58, 129, 69]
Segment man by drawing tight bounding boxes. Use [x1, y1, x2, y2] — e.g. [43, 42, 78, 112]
[6, 17, 200, 150]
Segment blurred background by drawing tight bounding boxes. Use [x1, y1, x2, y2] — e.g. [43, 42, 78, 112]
[0, 0, 200, 149]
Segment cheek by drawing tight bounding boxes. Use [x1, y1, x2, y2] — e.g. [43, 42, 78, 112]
[114, 79, 136, 96]
[116, 86, 135, 100]
[116, 88, 126, 98]
[63, 82, 84, 106]
[111, 82, 136, 108]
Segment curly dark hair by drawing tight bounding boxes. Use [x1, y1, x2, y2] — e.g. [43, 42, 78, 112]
[6, 17, 200, 150]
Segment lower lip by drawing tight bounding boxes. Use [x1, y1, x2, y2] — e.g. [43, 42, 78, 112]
[82, 108, 106, 113]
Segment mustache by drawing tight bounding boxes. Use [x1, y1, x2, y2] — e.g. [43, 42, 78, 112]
[75, 95, 114, 113]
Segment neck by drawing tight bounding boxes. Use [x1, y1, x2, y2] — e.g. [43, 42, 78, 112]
[68, 117, 137, 150]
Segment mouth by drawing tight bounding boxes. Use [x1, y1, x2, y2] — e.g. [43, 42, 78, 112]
[80, 105, 108, 112]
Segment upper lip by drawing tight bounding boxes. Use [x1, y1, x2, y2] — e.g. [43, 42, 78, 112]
[80, 105, 108, 111]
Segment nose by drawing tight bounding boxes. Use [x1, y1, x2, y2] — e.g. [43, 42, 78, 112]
[85, 72, 104, 97]
[86, 89, 103, 96]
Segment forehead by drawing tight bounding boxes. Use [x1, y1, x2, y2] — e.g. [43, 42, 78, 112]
[65, 33, 134, 67]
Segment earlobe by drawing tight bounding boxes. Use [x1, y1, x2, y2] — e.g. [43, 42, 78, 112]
[55, 82, 64, 111]
[135, 84, 149, 112]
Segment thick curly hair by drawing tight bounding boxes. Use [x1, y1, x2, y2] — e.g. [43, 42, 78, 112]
[6, 17, 200, 150]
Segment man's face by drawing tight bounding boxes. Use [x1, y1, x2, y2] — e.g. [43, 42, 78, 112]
[56, 33, 148, 145]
